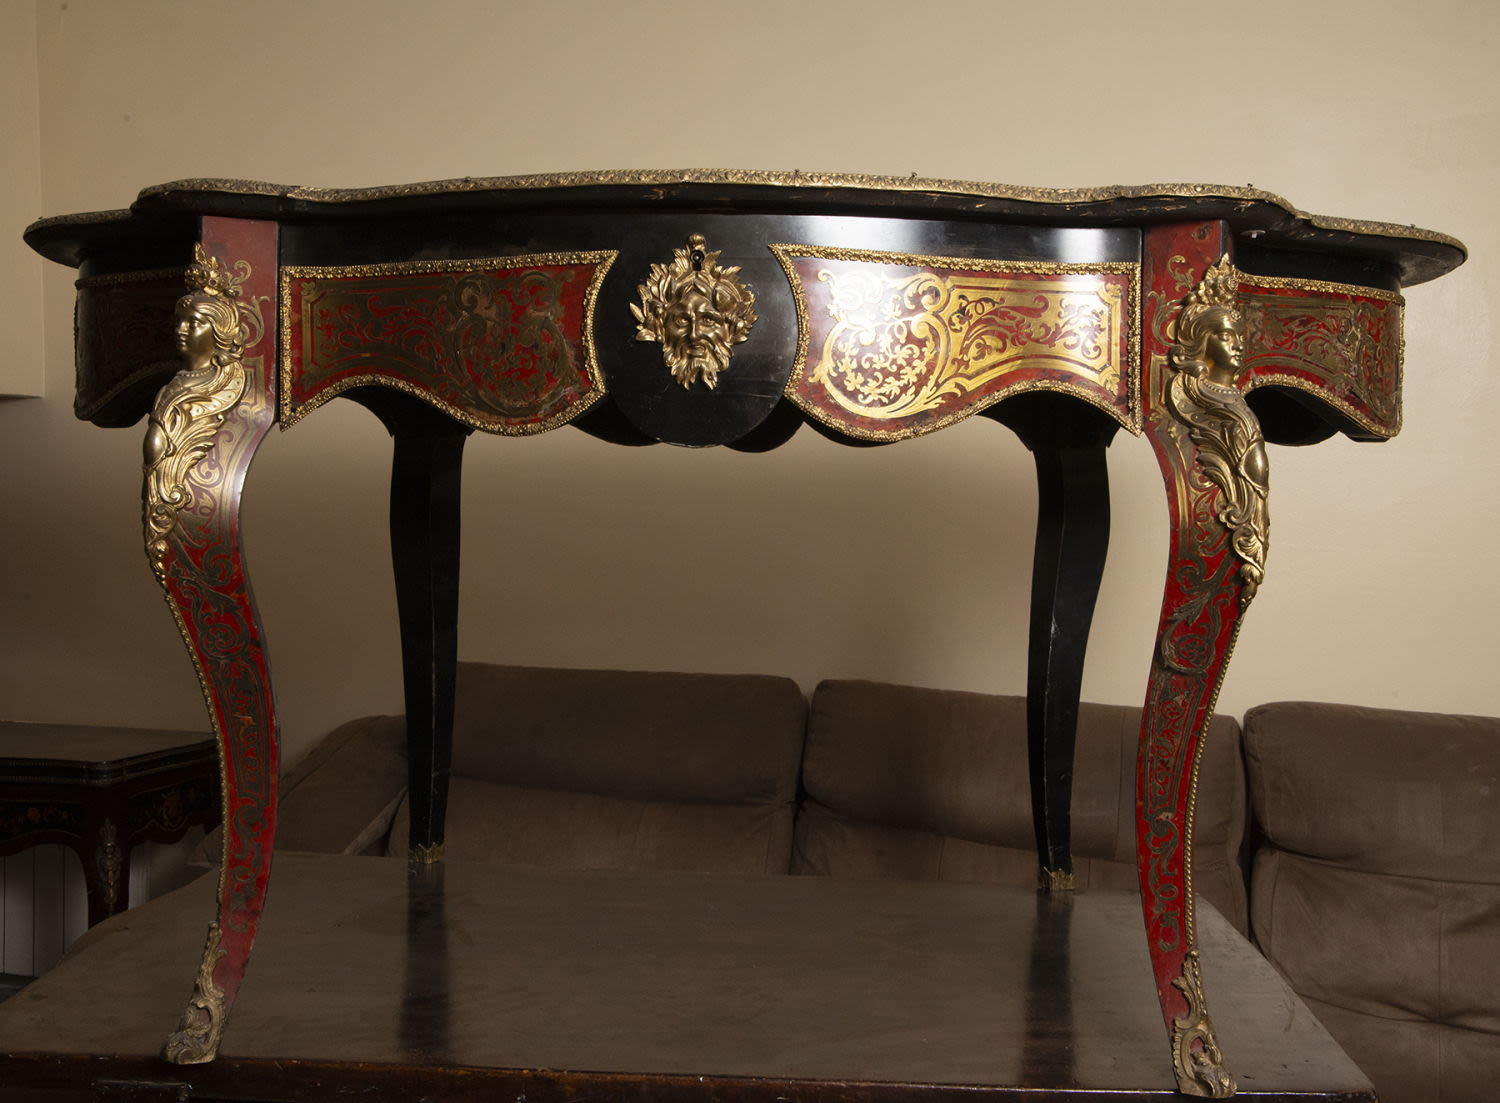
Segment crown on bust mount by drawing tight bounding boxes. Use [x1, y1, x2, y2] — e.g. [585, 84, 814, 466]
[1184, 255, 1239, 315]
[185, 243, 242, 299]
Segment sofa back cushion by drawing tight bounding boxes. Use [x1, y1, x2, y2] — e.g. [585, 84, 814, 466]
[1245, 701, 1500, 1103]
[387, 663, 807, 875]
[793, 679, 1248, 933]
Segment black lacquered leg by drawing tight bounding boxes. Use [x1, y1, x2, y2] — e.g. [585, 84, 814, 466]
[1025, 443, 1111, 889]
[382, 400, 469, 863]
[991, 396, 1118, 892]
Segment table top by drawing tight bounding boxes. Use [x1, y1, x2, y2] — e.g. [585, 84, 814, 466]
[0, 720, 214, 784]
[23, 171, 1465, 285]
[0, 852, 1374, 1101]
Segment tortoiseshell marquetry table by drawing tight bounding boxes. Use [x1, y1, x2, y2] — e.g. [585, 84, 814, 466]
[23, 172, 1465, 1097]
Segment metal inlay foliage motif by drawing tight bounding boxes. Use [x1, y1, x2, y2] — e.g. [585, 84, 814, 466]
[774, 246, 1138, 441]
[1238, 276, 1403, 438]
[632, 234, 758, 389]
[281, 253, 614, 434]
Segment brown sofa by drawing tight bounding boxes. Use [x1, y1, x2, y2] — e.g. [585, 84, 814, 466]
[268, 663, 1499, 1103]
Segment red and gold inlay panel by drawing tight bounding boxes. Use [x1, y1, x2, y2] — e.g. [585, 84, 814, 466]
[280, 252, 615, 434]
[773, 245, 1139, 441]
[1238, 276, 1403, 438]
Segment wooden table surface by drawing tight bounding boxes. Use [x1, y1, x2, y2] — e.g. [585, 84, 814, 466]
[0, 852, 1372, 1101]
[0, 721, 214, 776]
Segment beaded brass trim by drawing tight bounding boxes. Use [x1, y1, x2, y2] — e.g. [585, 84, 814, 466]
[773, 244, 1140, 441]
[278, 252, 614, 434]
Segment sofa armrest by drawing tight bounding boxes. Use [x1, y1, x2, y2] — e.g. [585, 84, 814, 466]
[1245, 700, 1500, 1103]
[277, 713, 409, 855]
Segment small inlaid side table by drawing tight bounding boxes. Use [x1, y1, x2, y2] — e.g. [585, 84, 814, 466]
[0, 722, 219, 928]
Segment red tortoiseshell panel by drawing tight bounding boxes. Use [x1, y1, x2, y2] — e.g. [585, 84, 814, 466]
[773, 246, 1139, 441]
[280, 253, 615, 434]
[1238, 277, 1403, 438]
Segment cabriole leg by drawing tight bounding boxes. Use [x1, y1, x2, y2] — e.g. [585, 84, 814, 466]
[144, 219, 279, 1064]
[1137, 224, 1270, 1098]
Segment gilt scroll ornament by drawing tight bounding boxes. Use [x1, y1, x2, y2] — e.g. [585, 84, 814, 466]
[1167, 256, 1269, 607]
[774, 246, 1138, 441]
[96, 818, 123, 915]
[143, 246, 253, 579]
[162, 921, 228, 1064]
[632, 234, 757, 389]
[1172, 950, 1236, 1098]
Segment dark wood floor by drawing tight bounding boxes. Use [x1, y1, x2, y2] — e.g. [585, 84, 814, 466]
[0, 853, 1373, 1101]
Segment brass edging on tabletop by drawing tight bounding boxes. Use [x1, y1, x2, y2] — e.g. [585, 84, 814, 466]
[116, 172, 1463, 255]
[1238, 270, 1405, 440]
[276, 251, 616, 435]
[771, 243, 1141, 443]
[146, 172, 1304, 209]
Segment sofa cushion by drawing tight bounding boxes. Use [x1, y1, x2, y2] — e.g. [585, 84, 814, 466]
[390, 663, 807, 873]
[793, 679, 1248, 933]
[449, 663, 805, 804]
[1245, 701, 1500, 1103]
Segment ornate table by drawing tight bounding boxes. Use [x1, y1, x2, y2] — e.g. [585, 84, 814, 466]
[23, 172, 1465, 1097]
[0, 721, 218, 928]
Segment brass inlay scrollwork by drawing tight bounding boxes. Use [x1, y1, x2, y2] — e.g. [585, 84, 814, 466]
[280, 252, 613, 433]
[1167, 256, 1269, 607]
[163, 921, 228, 1064]
[632, 234, 758, 389]
[1239, 274, 1404, 438]
[776, 245, 1138, 441]
[142, 246, 256, 580]
[1171, 950, 1236, 1098]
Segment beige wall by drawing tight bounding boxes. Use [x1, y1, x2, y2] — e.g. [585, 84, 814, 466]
[0, 0, 42, 396]
[1, 0, 1496, 770]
